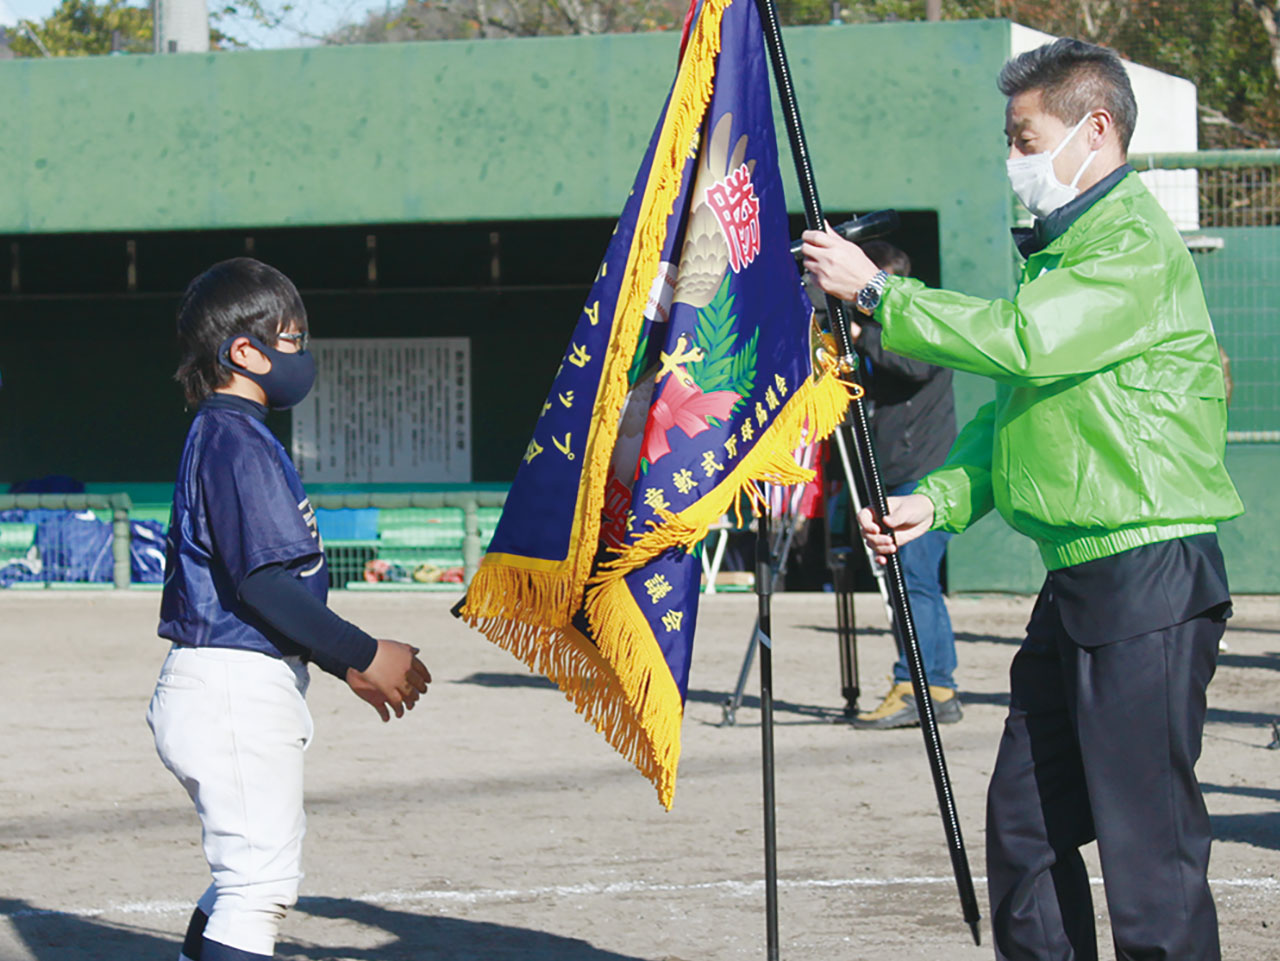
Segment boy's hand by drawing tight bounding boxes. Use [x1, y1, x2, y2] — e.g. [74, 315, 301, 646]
[346, 639, 432, 722]
[857, 494, 936, 565]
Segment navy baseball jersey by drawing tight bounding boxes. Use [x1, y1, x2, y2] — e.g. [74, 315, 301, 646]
[159, 394, 327, 659]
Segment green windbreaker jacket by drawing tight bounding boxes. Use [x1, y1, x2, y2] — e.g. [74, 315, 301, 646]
[878, 171, 1243, 570]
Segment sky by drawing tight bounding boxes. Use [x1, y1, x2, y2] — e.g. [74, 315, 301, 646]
[0, 0, 395, 48]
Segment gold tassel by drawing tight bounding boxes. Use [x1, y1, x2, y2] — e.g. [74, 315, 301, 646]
[464, 580, 685, 810]
[579, 372, 856, 804]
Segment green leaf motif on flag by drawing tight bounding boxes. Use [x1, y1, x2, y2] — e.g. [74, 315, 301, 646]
[628, 330, 651, 387]
[684, 274, 756, 413]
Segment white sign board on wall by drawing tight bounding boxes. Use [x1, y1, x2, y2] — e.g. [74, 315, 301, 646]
[292, 338, 471, 484]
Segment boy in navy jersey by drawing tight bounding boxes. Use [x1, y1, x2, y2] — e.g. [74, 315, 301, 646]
[148, 258, 431, 961]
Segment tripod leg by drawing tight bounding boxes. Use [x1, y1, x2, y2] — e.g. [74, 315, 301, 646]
[723, 504, 795, 726]
[701, 525, 732, 595]
[834, 425, 897, 641]
[830, 547, 860, 717]
[722, 615, 761, 727]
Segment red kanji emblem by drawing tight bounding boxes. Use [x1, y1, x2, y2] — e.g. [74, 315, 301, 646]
[705, 163, 761, 273]
[600, 476, 633, 549]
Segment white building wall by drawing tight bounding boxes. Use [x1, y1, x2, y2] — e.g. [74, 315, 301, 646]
[155, 0, 210, 54]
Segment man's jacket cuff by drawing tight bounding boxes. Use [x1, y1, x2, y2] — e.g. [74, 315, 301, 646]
[917, 469, 994, 534]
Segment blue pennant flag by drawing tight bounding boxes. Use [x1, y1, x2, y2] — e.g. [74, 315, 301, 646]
[462, 0, 852, 808]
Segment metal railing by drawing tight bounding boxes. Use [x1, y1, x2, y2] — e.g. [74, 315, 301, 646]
[0, 490, 509, 590]
[0, 493, 133, 589]
[309, 491, 508, 587]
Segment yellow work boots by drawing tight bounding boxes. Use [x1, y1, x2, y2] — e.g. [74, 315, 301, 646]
[852, 680, 963, 730]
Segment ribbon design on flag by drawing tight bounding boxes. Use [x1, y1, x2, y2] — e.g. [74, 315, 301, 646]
[461, 0, 856, 809]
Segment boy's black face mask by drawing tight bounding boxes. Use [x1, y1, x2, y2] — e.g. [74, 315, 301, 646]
[217, 334, 316, 410]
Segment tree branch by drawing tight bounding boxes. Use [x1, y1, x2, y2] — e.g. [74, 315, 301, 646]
[1198, 103, 1280, 149]
[1244, 0, 1280, 90]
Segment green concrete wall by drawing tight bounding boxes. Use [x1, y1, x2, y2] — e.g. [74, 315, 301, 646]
[0, 20, 1016, 295]
[1195, 229, 1280, 594]
[0, 19, 1018, 568]
[1217, 444, 1280, 594]
[1192, 227, 1280, 435]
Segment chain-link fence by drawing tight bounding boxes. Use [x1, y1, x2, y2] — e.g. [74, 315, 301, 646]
[1133, 150, 1280, 444]
[1134, 150, 1280, 229]
[1195, 165, 1280, 228]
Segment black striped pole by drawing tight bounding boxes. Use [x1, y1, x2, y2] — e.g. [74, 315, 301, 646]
[754, 509, 780, 960]
[752, 0, 982, 944]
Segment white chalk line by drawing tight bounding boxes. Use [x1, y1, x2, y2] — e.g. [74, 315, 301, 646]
[4, 875, 1277, 922]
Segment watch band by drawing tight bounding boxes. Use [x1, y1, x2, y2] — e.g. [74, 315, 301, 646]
[855, 269, 889, 316]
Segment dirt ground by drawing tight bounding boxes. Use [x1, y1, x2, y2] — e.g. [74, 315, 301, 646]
[1, 589, 1276, 961]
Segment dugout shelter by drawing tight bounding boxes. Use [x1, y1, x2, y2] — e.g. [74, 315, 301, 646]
[0, 18, 1274, 591]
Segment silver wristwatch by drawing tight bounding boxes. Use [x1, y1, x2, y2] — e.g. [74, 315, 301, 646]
[855, 269, 889, 316]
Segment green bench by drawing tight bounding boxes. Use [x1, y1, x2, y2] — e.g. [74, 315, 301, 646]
[339, 505, 506, 591]
[0, 522, 36, 562]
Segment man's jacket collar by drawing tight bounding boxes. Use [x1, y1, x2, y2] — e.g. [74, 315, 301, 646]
[1015, 163, 1136, 258]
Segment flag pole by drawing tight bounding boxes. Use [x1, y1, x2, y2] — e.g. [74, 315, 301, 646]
[755, 507, 780, 961]
[751, 0, 983, 944]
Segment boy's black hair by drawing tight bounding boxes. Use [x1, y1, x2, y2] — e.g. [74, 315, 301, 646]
[174, 257, 308, 406]
[998, 38, 1138, 153]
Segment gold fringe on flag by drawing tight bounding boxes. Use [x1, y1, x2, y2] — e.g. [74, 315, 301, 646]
[460, 0, 735, 810]
[582, 369, 860, 808]
[576, 369, 858, 806]
[581, 368, 860, 813]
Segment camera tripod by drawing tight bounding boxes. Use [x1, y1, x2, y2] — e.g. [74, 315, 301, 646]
[719, 420, 895, 726]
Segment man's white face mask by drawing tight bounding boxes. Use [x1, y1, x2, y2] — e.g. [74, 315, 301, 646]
[1007, 112, 1099, 220]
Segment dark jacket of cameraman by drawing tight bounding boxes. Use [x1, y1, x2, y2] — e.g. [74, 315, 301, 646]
[855, 320, 956, 491]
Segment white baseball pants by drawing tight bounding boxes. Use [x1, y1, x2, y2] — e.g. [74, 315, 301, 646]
[148, 645, 313, 957]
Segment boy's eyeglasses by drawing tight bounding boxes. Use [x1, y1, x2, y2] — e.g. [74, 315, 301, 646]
[277, 331, 309, 352]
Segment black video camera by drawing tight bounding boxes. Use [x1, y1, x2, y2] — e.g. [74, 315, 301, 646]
[790, 209, 900, 259]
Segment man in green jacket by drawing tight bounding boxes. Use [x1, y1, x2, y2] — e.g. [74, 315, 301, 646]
[804, 38, 1242, 961]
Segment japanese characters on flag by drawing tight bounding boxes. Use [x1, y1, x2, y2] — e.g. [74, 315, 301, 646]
[706, 164, 762, 273]
[460, 0, 853, 808]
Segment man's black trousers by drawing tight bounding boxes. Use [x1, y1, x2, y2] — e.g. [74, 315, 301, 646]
[986, 588, 1225, 961]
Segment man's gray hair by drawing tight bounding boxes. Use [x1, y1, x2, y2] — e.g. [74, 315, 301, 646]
[998, 38, 1137, 153]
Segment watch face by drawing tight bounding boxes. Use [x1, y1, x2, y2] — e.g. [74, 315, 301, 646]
[856, 271, 886, 314]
